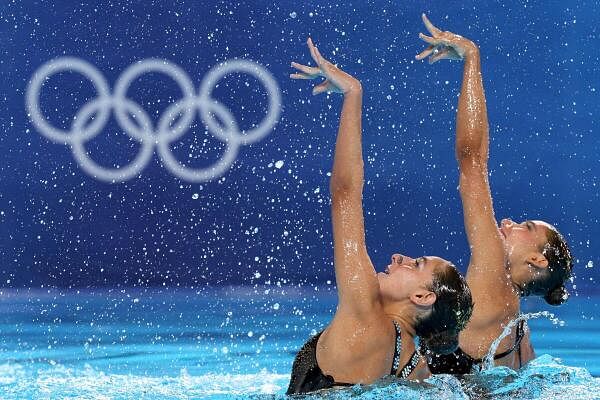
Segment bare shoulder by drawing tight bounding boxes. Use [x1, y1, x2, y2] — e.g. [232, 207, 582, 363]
[466, 259, 519, 318]
[464, 291, 519, 332]
[317, 313, 395, 381]
[322, 312, 391, 349]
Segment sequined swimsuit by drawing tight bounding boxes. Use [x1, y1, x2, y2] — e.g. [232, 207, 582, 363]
[286, 320, 421, 395]
[426, 319, 526, 375]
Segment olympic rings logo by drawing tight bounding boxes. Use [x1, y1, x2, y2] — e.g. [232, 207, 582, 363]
[26, 57, 281, 183]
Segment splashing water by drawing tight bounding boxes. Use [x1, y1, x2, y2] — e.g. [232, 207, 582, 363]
[481, 311, 564, 370]
[1, 289, 599, 399]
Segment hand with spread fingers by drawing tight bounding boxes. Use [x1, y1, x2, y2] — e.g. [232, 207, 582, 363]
[290, 37, 361, 96]
[416, 14, 478, 63]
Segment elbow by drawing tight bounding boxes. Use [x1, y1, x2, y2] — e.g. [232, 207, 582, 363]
[456, 144, 475, 162]
[329, 161, 364, 194]
[329, 175, 363, 196]
[456, 145, 483, 169]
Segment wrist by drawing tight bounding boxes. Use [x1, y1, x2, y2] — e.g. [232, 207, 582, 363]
[344, 81, 363, 97]
[463, 43, 480, 60]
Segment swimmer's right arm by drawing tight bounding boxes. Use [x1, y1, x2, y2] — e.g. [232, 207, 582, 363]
[291, 38, 381, 317]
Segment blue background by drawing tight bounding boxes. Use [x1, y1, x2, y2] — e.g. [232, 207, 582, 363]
[1, 0, 598, 293]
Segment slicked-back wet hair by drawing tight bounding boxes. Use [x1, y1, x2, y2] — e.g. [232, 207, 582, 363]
[521, 227, 573, 306]
[415, 264, 474, 354]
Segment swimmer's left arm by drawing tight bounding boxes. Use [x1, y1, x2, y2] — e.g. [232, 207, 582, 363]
[290, 38, 364, 191]
[291, 39, 381, 317]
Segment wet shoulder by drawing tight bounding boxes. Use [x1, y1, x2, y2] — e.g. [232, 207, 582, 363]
[459, 313, 523, 361]
[317, 318, 396, 379]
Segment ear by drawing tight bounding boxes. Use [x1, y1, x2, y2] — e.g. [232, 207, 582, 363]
[526, 252, 548, 269]
[410, 289, 437, 307]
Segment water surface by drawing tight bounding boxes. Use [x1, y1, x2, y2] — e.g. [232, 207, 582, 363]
[1, 287, 598, 399]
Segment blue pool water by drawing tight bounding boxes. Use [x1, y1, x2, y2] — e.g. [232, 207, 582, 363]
[1, 287, 599, 399]
[2, 1, 600, 399]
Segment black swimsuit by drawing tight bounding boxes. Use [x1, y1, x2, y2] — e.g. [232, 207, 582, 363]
[426, 320, 526, 375]
[286, 321, 421, 395]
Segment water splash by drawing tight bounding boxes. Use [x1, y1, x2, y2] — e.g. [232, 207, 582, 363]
[481, 311, 564, 370]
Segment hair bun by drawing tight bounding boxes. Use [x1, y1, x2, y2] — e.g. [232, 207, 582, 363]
[544, 285, 569, 306]
[421, 330, 459, 355]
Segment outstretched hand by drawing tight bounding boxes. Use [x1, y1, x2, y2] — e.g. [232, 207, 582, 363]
[290, 37, 361, 95]
[416, 14, 478, 63]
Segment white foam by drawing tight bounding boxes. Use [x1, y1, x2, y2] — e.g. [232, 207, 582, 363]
[0, 364, 289, 398]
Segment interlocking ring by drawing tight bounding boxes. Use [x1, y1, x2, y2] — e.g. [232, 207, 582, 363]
[25, 57, 281, 183]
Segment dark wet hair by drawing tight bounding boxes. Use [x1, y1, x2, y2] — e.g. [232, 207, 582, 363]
[415, 264, 473, 354]
[520, 227, 573, 306]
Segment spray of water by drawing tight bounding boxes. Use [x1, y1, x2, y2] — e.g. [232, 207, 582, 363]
[481, 311, 564, 371]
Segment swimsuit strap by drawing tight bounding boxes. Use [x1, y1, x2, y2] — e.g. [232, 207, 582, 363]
[391, 320, 421, 379]
[471, 319, 527, 364]
[492, 319, 526, 360]
[398, 350, 421, 379]
[391, 320, 403, 374]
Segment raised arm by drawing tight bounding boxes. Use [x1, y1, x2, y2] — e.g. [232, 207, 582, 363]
[291, 38, 381, 317]
[417, 16, 508, 302]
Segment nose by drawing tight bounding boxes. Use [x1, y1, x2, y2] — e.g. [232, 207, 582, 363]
[391, 254, 414, 265]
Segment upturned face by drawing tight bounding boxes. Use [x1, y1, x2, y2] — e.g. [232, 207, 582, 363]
[500, 218, 553, 262]
[377, 253, 451, 303]
[499, 218, 555, 284]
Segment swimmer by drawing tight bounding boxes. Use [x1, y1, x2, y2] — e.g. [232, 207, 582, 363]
[416, 14, 574, 373]
[286, 37, 473, 394]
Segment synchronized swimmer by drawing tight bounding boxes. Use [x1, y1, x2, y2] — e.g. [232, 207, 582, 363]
[415, 14, 573, 374]
[286, 16, 473, 395]
[286, 13, 573, 394]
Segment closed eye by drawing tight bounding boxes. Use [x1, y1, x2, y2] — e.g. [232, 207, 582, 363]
[526, 221, 535, 231]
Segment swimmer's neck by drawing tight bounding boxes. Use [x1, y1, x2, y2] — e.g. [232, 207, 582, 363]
[382, 302, 417, 337]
